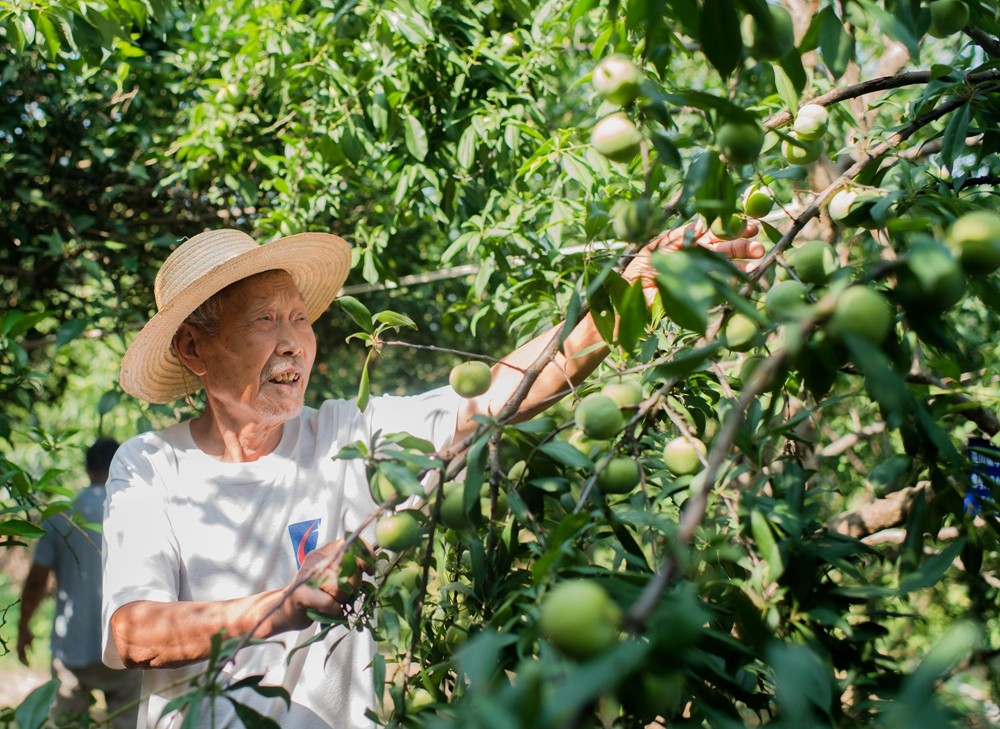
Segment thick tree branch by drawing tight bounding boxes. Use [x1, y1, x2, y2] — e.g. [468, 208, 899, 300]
[829, 484, 929, 539]
[967, 26, 1000, 58]
[762, 69, 1000, 129]
[906, 372, 1000, 437]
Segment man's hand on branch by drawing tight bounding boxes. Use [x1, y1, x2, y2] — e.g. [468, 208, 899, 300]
[280, 538, 374, 631]
[622, 219, 765, 304]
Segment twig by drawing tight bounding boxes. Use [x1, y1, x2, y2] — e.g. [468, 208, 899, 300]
[625, 347, 790, 629]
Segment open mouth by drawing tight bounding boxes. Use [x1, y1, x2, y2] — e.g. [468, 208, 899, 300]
[268, 371, 300, 385]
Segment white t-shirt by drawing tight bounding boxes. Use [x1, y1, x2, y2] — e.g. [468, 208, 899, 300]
[102, 388, 460, 729]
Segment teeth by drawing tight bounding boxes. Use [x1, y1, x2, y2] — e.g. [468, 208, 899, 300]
[271, 372, 297, 383]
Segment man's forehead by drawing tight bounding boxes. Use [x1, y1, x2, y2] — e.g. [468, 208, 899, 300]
[222, 270, 301, 304]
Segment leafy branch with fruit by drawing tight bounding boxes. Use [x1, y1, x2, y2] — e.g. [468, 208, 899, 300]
[2, 0, 1000, 727]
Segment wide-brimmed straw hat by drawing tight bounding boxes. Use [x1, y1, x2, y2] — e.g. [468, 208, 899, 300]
[119, 228, 352, 404]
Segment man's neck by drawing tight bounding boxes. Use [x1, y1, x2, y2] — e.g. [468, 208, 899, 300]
[189, 410, 286, 463]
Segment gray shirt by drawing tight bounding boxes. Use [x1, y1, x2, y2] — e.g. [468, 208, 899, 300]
[33, 483, 106, 667]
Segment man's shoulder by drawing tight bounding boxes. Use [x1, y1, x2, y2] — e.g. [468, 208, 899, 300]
[119, 421, 189, 451]
[111, 421, 190, 478]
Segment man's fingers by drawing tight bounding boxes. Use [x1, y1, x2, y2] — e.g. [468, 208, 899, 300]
[648, 220, 704, 250]
[712, 238, 766, 260]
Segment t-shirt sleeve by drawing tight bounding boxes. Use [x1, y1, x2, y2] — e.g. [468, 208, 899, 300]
[31, 521, 57, 569]
[364, 385, 462, 452]
[101, 434, 182, 669]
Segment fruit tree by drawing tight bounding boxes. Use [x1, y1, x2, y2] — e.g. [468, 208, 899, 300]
[2, 0, 999, 727]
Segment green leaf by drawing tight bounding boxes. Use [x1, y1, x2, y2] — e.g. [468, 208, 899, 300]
[586, 275, 617, 345]
[55, 318, 87, 348]
[0, 519, 47, 538]
[767, 642, 834, 722]
[97, 389, 120, 416]
[541, 640, 650, 724]
[857, 0, 920, 58]
[463, 433, 489, 504]
[4, 311, 50, 338]
[457, 125, 477, 170]
[896, 620, 981, 705]
[777, 49, 807, 94]
[773, 64, 799, 114]
[229, 698, 282, 729]
[14, 679, 58, 729]
[700, 0, 742, 78]
[750, 508, 784, 580]
[454, 630, 519, 690]
[372, 654, 386, 709]
[404, 114, 428, 161]
[178, 692, 204, 729]
[650, 129, 682, 168]
[818, 6, 855, 79]
[898, 537, 966, 594]
[615, 280, 649, 355]
[377, 462, 425, 498]
[939, 101, 971, 169]
[373, 310, 417, 330]
[650, 343, 717, 380]
[653, 251, 716, 334]
[538, 441, 595, 470]
[227, 675, 291, 707]
[356, 354, 371, 412]
[899, 487, 926, 574]
[17, 13, 36, 46]
[843, 335, 913, 429]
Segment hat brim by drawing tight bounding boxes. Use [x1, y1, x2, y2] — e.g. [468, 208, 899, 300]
[120, 232, 352, 404]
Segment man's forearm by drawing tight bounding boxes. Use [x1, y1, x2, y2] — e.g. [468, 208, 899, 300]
[111, 591, 294, 669]
[19, 564, 51, 626]
[458, 310, 610, 435]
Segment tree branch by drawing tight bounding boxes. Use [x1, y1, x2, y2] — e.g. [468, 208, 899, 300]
[906, 371, 1000, 437]
[967, 26, 1000, 59]
[762, 69, 1000, 129]
[829, 484, 929, 539]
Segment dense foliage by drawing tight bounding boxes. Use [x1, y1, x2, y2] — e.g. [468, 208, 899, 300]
[2, 0, 1000, 726]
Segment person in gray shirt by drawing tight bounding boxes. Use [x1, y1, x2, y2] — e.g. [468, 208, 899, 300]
[18, 437, 142, 728]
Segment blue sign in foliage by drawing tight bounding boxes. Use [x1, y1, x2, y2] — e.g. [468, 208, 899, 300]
[965, 437, 1000, 516]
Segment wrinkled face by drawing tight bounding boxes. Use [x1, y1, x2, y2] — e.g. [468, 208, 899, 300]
[194, 271, 317, 425]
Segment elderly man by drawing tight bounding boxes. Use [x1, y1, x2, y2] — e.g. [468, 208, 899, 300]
[102, 224, 761, 728]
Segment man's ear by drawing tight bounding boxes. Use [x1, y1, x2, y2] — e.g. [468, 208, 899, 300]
[173, 323, 208, 377]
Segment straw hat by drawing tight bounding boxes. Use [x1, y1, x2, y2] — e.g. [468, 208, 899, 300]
[119, 228, 352, 404]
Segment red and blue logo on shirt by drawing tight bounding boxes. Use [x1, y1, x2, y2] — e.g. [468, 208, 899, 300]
[288, 518, 321, 567]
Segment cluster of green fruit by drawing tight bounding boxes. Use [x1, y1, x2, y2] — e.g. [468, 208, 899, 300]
[570, 377, 709, 494]
[782, 103, 828, 166]
[536, 576, 700, 720]
[591, 0, 971, 184]
[893, 210, 1000, 316]
[589, 54, 646, 163]
[725, 208, 1000, 398]
[714, 102, 829, 178]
